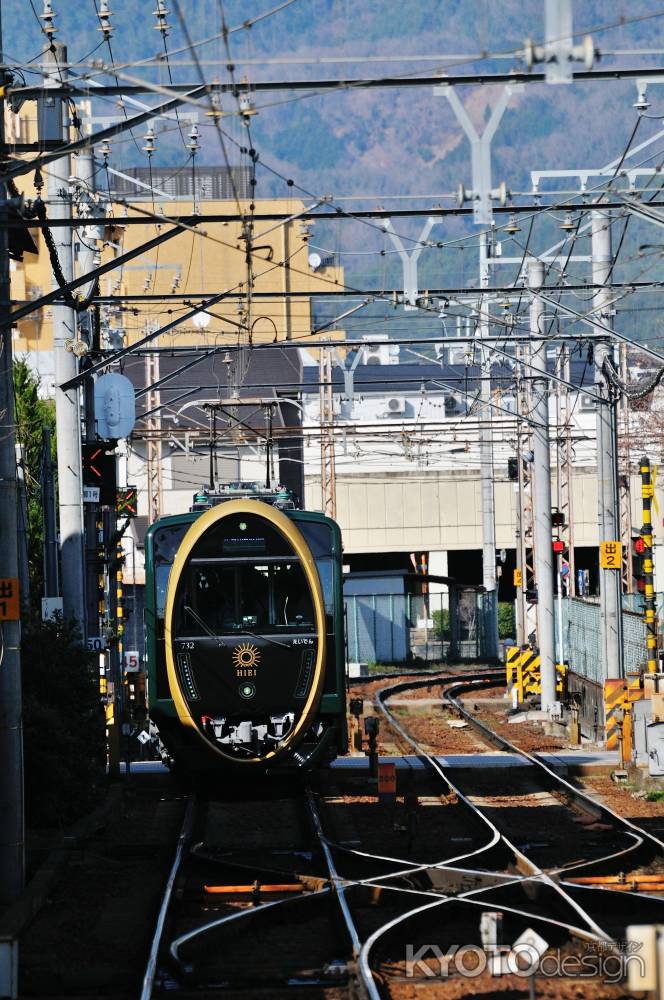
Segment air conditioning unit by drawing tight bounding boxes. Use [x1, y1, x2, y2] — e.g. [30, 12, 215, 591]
[386, 396, 406, 415]
[361, 337, 400, 366]
[448, 346, 468, 365]
[363, 345, 384, 365]
[444, 394, 460, 415]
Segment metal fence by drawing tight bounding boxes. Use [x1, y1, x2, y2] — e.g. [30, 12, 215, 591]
[344, 587, 492, 665]
[561, 597, 647, 683]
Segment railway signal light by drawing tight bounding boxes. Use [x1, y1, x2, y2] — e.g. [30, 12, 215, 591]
[116, 486, 138, 518]
[551, 510, 565, 528]
[633, 535, 647, 593]
[82, 442, 117, 506]
[552, 540, 565, 554]
[507, 457, 518, 481]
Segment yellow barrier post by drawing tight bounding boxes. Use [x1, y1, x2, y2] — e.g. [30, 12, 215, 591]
[640, 456, 659, 674]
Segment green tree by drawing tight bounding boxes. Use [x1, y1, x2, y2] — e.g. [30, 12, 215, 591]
[22, 615, 106, 826]
[13, 359, 56, 606]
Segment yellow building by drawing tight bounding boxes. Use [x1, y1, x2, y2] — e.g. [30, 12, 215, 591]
[12, 173, 345, 360]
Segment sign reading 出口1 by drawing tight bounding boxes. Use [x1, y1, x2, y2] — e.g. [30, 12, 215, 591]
[0, 578, 19, 620]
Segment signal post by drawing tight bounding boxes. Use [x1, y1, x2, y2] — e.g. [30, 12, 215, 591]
[639, 456, 659, 675]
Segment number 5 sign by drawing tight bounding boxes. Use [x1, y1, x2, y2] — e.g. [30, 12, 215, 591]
[123, 651, 140, 671]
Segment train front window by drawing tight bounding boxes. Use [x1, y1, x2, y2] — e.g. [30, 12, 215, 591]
[186, 560, 314, 634]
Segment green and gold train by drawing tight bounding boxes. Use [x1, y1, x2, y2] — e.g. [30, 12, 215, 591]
[143, 484, 347, 773]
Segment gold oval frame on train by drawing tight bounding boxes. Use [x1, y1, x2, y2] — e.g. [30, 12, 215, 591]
[164, 499, 327, 763]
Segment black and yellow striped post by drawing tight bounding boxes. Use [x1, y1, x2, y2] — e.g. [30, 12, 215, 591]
[506, 646, 522, 687]
[116, 540, 124, 664]
[640, 456, 659, 674]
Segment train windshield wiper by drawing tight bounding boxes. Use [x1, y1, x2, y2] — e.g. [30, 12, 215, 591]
[237, 627, 290, 650]
[184, 605, 223, 648]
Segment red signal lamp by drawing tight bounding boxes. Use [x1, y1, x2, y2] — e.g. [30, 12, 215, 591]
[634, 536, 646, 555]
[552, 540, 565, 554]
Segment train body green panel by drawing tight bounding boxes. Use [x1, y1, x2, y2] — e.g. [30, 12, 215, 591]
[144, 489, 347, 774]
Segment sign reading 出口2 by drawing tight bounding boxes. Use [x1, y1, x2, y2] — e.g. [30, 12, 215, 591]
[600, 541, 621, 570]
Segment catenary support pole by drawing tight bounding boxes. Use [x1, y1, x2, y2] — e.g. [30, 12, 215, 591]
[0, 0, 25, 903]
[515, 344, 528, 647]
[478, 231, 499, 659]
[74, 133, 104, 638]
[529, 258, 557, 710]
[42, 425, 59, 597]
[15, 443, 30, 613]
[46, 44, 86, 629]
[592, 209, 623, 680]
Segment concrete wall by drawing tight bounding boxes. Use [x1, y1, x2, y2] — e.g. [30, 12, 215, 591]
[304, 467, 647, 554]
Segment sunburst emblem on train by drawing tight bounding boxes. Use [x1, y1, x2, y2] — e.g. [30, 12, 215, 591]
[232, 643, 261, 669]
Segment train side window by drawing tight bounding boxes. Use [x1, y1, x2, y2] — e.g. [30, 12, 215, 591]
[299, 521, 334, 557]
[316, 557, 334, 617]
[152, 523, 189, 620]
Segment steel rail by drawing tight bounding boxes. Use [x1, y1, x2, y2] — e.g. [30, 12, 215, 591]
[357, 877, 606, 998]
[305, 787, 363, 958]
[374, 676, 610, 942]
[169, 887, 331, 970]
[140, 794, 195, 1000]
[306, 668, 610, 996]
[444, 676, 664, 861]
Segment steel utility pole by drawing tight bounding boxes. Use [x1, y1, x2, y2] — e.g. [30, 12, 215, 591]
[74, 132, 104, 636]
[529, 258, 557, 711]
[478, 231, 499, 659]
[42, 425, 59, 597]
[0, 0, 25, 902]
[592, 209, 623, 680]
[46, 44, 86, 628]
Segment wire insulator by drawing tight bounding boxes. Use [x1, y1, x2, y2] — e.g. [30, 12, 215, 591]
[41, 0, 57, 38]
[142, 126, 155, 157]
[97, 0, 113, 39]
[153, 0, 170, 36]
[186, 123, 199, 155]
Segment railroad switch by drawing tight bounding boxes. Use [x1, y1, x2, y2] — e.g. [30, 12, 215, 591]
[364, 716, 379, 779]
[349, 696, 364, 753]
[404, 788, 419, 850]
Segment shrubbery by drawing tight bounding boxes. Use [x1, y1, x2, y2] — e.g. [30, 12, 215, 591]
[498, 602, 515, 639]
[432, 608, 450, 639]
[22, 616, 106, 827]
[434, 602, 515, 640]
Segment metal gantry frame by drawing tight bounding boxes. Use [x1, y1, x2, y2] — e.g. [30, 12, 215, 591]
[555, 343, 576, 599]
[618, 344, 635, 594]
[318, 347, 336, 519]
[145, 349, 164, 524]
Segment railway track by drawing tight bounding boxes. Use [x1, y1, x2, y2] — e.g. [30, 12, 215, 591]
[142, 666, 664, 998]
[354, 667, 664, 994]
[141, 788, 358, 999]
